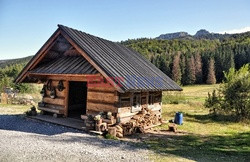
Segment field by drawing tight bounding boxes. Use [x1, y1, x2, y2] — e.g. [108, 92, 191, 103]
[0, 84, 249, 161]
[147, 84, 250, 161]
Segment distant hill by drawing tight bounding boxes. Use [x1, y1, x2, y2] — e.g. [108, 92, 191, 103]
[156, 32, 192, 40]
[0, 56, 32, 68]
[156, 29, 233, 40]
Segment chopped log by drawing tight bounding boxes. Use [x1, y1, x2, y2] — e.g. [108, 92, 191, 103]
[108, 127, 116, 137]
[116, 132, 123, 138]
[115, 125, 123, 133]
[168, 123, 177, 132]
[95, 122, 107, 132]
[102, 116, 116, 125]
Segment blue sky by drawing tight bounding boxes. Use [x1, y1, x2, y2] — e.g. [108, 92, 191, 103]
[0, 0, 250, 59]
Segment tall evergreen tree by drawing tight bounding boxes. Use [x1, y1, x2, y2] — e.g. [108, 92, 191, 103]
[195, 53, 203, 84]
[180, 54, 187, 85]
[206, 58, 216, 84]
[185, 55, 196, 84]
[172, 52, 182, 84]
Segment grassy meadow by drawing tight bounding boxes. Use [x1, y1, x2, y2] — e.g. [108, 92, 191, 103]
[147, 84, 250, 161]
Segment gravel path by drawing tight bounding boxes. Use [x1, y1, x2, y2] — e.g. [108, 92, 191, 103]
[0, 114, 151, 162]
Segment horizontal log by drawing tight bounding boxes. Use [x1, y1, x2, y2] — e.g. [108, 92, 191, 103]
[38, 106, 64, 114]
[43, 103, 64, 110]
[87, 99, 117, 104]
[120, 92, 132, 98]
[120, 101, 131, 107]
[118, 107, 131, 114]
[29, 73, 101, 82]
[87, 91, 118, 103]
[87, 102, 117, 113]
[88, 86, 116, 93]
[43, 97, 65, 106]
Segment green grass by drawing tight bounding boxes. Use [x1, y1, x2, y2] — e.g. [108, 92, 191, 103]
[163, 84, 220, 104]
[0, 104, 31, 115]
[148, 84, 250, 161]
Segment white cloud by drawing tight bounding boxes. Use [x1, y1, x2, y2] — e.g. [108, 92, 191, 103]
[218, 27, 250, 34]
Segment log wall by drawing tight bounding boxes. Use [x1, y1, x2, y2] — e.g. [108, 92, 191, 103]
[86, 86, 118, 116]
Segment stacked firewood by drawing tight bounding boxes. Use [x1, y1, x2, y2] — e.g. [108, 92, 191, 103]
[108, 107, 161, 137]
[122, 107, 160, 135]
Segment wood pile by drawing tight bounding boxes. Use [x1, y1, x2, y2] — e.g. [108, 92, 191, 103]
[122, 107, 160, 135]
[83, 108, 161, 138]
[108, 107, 161, 137]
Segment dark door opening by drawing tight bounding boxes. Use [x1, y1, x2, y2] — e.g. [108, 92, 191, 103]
[68, 81, 87, 119]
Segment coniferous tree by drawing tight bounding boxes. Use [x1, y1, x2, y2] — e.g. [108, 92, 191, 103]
[186, 55, 196, 84]
[195, 53, 203, 84]
[180, 54, 187, 85]
[172, 52, 182, 84]
[206, 58, 216, 84]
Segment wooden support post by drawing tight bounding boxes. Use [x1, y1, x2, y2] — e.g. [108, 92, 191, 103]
[64, 81, 69, 117]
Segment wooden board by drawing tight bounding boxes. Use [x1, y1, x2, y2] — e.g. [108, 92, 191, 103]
[87, 91, 118, 103]
[43, 97, 65, 106]
[87, 102, 117, 113]
[38, 106, 64, 114]
[64, 81, 69, 117]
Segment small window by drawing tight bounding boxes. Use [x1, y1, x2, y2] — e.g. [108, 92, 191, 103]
[131, 93, 141, 112]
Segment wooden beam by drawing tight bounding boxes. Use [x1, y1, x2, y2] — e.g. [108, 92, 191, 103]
[43, 97, 65, 106]
[60, 30, 124, 93]
[28, 73, 101, 82]
[64, 81, 69, 117]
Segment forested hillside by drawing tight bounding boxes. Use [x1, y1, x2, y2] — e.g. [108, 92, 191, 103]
[0, 56, 32, 68]
[0, 57, 33, 92]
[122, 32, 250, 85]
[0, 31, 250, 93]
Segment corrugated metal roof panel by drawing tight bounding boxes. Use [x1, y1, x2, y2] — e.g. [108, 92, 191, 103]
[58, 25, 182, 91]
[29, 56, 98, 74]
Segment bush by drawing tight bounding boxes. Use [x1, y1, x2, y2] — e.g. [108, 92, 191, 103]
[204, 64, 250, 120]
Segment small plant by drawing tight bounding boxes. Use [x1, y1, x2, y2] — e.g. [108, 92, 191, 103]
[104, 133, 118, 140]
[25, 106, 37, 116]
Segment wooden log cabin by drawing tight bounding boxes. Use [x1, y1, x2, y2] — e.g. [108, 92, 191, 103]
[15, 25, 182, 123]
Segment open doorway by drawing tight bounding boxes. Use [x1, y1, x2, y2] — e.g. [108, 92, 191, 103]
[68, 81, 87, 119]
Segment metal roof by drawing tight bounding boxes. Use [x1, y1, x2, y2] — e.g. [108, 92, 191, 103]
[30, 56, 98, 74]
[58, 25, 182, 91]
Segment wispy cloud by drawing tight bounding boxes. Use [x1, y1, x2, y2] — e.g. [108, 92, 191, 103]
[218, 27, 250, 34]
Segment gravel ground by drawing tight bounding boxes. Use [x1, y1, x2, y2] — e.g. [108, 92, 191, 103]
[0, 114, 151, 162]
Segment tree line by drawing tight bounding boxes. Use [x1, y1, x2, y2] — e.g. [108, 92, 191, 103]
[122, 32, 250, 85]
[0, 62, 34, 93]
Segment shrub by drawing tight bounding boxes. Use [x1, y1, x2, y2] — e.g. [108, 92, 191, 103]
[204, 64, 250, 120]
